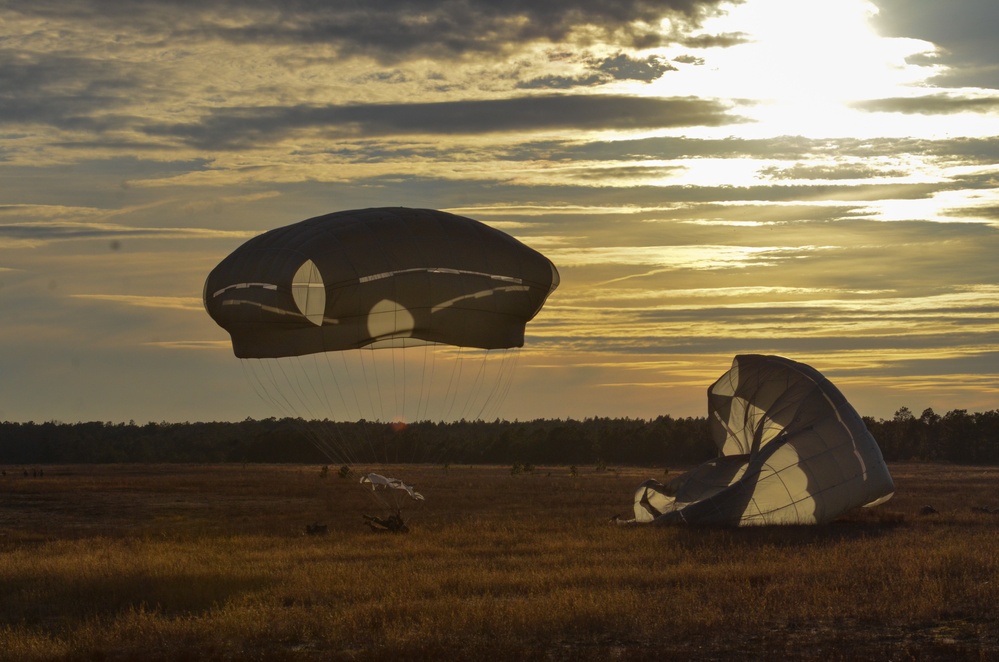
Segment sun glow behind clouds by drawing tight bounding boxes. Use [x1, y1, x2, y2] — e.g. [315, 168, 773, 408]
[650, 0, 952, 139]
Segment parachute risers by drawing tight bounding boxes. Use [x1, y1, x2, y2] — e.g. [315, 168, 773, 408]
[628, 355, 895, 526]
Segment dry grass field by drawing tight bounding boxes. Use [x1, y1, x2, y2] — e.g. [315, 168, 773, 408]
[1, 462, 998, 661]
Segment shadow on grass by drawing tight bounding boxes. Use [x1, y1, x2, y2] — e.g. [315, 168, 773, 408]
[0, 569, 274, 629]
[648, 508, 910, 552]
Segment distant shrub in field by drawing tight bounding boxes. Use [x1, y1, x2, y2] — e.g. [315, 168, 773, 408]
[337, 465, 352, 479]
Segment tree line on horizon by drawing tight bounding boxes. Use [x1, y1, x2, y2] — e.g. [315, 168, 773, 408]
[1, 406, 997, 467]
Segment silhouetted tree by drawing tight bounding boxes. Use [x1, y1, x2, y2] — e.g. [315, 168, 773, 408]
[2, 408, 998, 466]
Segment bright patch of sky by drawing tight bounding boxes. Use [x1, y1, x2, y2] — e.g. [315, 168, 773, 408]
[645, 0, 993, 140]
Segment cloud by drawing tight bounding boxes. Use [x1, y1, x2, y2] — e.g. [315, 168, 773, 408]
[595, 53, 679, 81]
[515, 74, 606, 91]
[516, 53, 678, 90]
[949, 205, 999, 222]
[70, 294, 204, 311]
[335, 174, 949, 212]
[498, 135, 892, 163]
[759, 163, 911, 182]
[0, 49, 139, 130]
[871, 0, 999, 89]
[549, 244, 807, 271]
[544, 280, 999, 359]
[5, 0, 733, 63]
[0, 219, 254, 248]
[672, 54, 705, 65]
[679, 31, 750, 48]
[146, 340, 232, 350]
[143, 95, 747, 149]
[213, 0, 731, 59]
[854, 93, 999, 115]
[0, 1, 744, 159]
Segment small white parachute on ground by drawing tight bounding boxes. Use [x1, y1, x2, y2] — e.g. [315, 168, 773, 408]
[360, 473, 424, 533]
[628, 355, 894, 526]
[360, 473, 425, 502]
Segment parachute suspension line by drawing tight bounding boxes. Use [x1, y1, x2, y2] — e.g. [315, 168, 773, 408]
[471, 349, 507, 422]
[277, 356, 320, 421]
[395, 347, 404, 423]
[329, 349, 380, 465]
[243, 359, 340, 465]
[284, 355, 334, 461]
[332, 350, 363, 422]
[360, 348, 386, 423]
[441, 346, 467, 422]
[240, 360, 271, 411]
[281, 357, 343, 464]
[241, 360, 295, 420]
[389, 279, 402, 423]
[352, 348, 376, 422]
[418, 342, 436, 423]
[316, 352, 357, 464]
[321, 350, 352, 418]
[249, 359, 301, 421]
[458, 348, 493, 422]
[274, 356, 343, 465]
[398, 342, 418, 464]
[303, 352, 359, 467]
[387, 340, 402, 464]
[293, 354, 329, 419]
[393, 344, 403, 462]
[368, 487, 392, 512]
[469, 349, 499, 422]
[437, 347, 456, 422]
[483, 348, 521, 422]
[305, 352, 334, 418]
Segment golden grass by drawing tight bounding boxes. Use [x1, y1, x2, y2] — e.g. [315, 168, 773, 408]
[1, 463, 998, 660]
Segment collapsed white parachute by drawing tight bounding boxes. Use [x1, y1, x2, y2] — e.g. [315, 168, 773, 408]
[360, 473, 425, 502]
[630, 355, 894, 526]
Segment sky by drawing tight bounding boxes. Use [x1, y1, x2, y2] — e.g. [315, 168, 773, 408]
[2, 0, 998, 424]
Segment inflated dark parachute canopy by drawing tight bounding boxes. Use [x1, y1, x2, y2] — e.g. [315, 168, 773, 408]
[204, 207, 560, 358]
